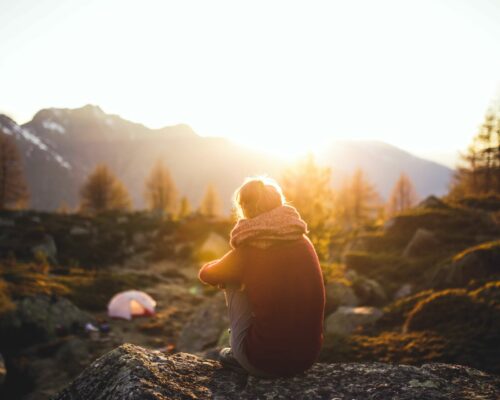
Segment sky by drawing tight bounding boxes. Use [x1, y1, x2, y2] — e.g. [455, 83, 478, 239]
[1, 0, 500, 166]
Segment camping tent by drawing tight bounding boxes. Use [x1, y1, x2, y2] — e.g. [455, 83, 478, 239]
[107, 290, 156, 320]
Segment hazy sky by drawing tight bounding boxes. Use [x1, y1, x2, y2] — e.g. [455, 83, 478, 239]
[1, 0, 500, 166]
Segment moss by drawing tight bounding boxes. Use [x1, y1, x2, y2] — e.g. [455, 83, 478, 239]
[452, 239, 500, 263]
[469, 281, 500, 308]
[376, 290, 435, 331]
[404, 289, 500, 341]
[0, 262, 69, 300]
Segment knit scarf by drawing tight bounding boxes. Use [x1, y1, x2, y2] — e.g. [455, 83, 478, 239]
[230, 205, 308, 249]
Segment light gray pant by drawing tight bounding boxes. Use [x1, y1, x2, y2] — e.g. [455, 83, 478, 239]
[224, 288, 274, 377]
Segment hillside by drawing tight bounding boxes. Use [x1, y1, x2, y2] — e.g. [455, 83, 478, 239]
[0, 105, 453, 211]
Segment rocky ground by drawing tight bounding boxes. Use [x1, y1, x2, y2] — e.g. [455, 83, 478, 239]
[54, 343, 500, 400]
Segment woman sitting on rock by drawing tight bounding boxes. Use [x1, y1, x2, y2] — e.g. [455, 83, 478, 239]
[198, 177, 325, 377]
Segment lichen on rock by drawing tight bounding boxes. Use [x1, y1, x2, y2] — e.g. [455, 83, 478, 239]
[54, 343, 500, 400]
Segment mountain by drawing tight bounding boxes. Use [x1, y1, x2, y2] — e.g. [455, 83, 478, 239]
[0, 105, 453, 211]
[318, 140, 453, 199]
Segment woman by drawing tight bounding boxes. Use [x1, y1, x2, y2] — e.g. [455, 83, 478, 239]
[198, 177, 325, 377]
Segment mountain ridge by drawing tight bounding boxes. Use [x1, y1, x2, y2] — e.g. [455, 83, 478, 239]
[0, 105, 453, 211]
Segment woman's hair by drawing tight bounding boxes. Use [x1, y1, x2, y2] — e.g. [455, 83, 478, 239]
[233, 176, 286, 219]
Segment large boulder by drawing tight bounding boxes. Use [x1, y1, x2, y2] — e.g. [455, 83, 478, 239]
[325, 306, 383, 336]
[432, 240, 500, 287]
[324, 281, 359, 314]
[402, 228, 440, 258]
[351, 277, 387, 306]
[0, 295, 94, 349]
[54, 343, 500, 400]
[176, 292, 228, 352]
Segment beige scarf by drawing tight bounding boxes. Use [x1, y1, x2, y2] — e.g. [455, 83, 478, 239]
[230, 205, 308, 249]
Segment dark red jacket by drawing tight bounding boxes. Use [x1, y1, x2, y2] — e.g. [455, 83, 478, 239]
[199, 236, 325, 376]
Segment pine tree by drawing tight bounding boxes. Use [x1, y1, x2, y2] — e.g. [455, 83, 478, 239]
[0, 133, 29, 209]
[79, 164, 131, 213]
[144, 160, 178, 215]
[178, 196, 192, 219]
[199, 184, 222, 217]
[387, 173, 418, 216]
[450, 100, 500, 197]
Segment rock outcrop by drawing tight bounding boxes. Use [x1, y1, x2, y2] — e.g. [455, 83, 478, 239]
[176, 292, 228, 352]
[55, 343, 500, 400]
[325, 306, 384, 336]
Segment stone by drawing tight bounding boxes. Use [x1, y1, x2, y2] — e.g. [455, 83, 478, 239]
[176, 292, 229, 352]
[0, 295, 95, 348]
[31, 234, 57, 262]
[54, 344, 500, 400]
[0, 218, 15, 227]
[402, 228, 439, 258]
[417, 196, 448, 210]
[352, 277, 387, 306]
[70, 226, 90, 235]
[394, 283, 413, 300]
[324, 281, 359, 314]
[0, 352, 6, 386]
[432, 241, 500, 287]
[325, 306, 384, 336]
[198, 232, 230, 260]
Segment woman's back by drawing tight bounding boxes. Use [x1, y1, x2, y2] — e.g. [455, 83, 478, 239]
[239, 236, 325, 376]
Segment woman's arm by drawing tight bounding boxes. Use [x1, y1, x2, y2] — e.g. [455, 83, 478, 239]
[198, 249, 243, 287]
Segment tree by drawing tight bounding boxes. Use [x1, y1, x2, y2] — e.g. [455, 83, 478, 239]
[281, 154, 334, 259]
[335, 168, 381, 229]
[0, 133, 29, 209]
[449, 99, 500, 198]
[144, 160, 178, 215]
[178, 196, 192, 219]
[79, 164, 131, 213]
[199, 184, 222, 217]
[387, 173, 418, 216]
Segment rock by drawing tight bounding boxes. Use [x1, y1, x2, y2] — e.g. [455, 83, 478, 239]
[0, 352, 6, 386]
[402, 228, 439, 258]
[0, 295, 94, 349]
[54, 343, 500, 400]
[117, 216, 128, 224]
[417, 196, 448, 210]
[198, 232, 230, 260]
[70, 226, 90, 235]
[56, 337, 91, 375]
[432, 240, 500, 287]
[31, 234, 57, 262]
[325, 306, 384, 336]
[394, 283, 413, 300]
[324, 281, 359, 314]
[352, 277, 387, 306]
[176, 292, 228, 352]
[0, 218, 15, 227]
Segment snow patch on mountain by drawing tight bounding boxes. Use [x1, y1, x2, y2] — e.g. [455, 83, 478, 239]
[42, 120, 66, 134]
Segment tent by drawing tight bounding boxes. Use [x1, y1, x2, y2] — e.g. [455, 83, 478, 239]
[107, 290, 156, 320]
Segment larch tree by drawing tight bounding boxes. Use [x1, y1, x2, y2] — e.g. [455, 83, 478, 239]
[336, 168, 381, 229]
[199, 184, 222, 217]
[0, 133, 29, 209]
[178, 195, 192, 219]
[144, 160, 178, 215]
[79, 164, 131, 213]
[449, 99, 500, 198]
[281, 154, 334, 259]
[387, 173, 418, 216]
